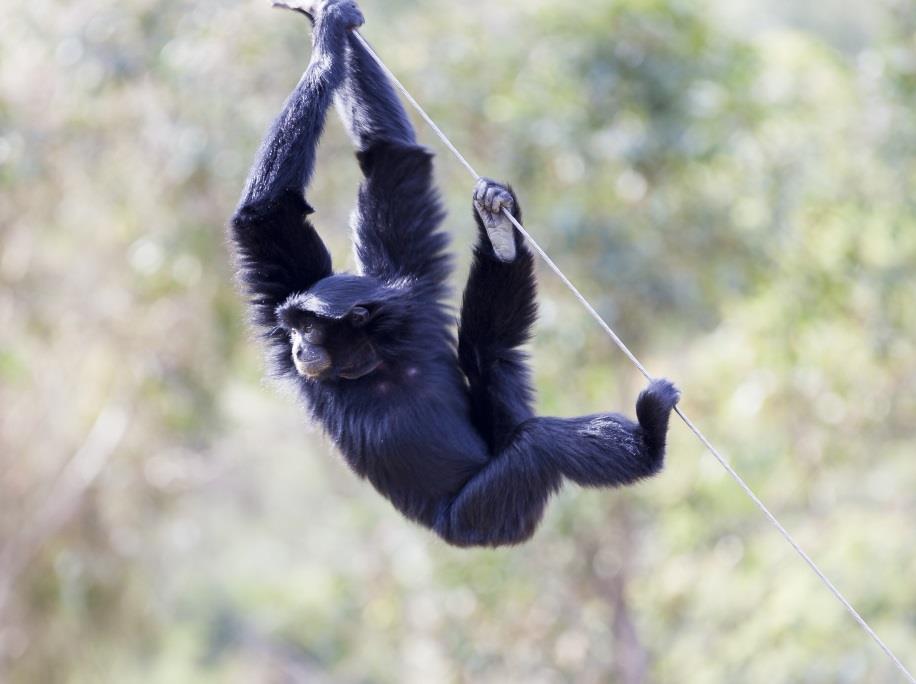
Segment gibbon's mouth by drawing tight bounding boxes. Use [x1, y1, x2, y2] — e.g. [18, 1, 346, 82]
[294, 344, 332, 379]
[294, 340, 381, 381]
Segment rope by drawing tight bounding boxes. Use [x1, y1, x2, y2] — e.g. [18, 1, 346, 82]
[352, 31, 916, 682]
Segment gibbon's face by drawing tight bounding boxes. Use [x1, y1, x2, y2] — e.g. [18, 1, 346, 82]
[282, 304, 381, 381]
[277, 274, 397, 381]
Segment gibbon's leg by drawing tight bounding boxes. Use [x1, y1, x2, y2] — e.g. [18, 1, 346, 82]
[434, 379, 679, 548]
[433, 423, 562, 548]
[538, 378, 680, 487]
[458, 179, 537, 453]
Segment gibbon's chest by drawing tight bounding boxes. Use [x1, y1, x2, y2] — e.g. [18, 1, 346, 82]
[363, 363, 470, 438]
[324, 363, 488, 478]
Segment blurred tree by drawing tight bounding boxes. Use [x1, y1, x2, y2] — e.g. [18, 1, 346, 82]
[0, 0, 913, 682]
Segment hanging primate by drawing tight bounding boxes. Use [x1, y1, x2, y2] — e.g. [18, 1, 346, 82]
[230, 0, 680, 547]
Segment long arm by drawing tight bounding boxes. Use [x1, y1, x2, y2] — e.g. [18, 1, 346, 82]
[336, 34, 450, 288]
[231, 3, 360, 374]
[239, 5, 356, 209]
[336, 33, 416, 150]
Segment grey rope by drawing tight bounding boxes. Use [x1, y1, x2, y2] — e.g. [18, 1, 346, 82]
[352, 31, 916, 681]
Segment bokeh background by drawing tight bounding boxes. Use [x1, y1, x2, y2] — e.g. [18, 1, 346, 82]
[2, 0, 915, 681]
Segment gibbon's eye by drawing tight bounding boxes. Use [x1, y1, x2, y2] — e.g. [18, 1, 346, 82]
[349, 306, 371, 327]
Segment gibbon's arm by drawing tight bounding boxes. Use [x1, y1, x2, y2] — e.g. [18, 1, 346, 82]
[230, 0, 363, 372]
[335, 33, 449, 289]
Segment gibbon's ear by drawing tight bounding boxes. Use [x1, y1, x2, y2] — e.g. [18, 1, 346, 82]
[348, 305, 371, 327]
[347, 303, 384, 328]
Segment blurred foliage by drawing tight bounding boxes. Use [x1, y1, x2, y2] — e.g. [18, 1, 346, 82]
[1, 0, 915, 682]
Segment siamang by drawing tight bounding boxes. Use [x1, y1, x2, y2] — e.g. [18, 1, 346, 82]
[230, 0, 680, 547]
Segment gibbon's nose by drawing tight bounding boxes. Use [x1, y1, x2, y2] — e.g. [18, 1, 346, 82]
[297, 345, 332, 378]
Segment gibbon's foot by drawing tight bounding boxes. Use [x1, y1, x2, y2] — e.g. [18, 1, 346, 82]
[474, 177, 517, 262]
[272, 0, 364, 29]
[640, 378, 681, 413]
[634, 377, 680, 465]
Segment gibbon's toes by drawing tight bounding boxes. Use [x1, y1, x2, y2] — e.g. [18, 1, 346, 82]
[475, 179, 513, 214]
[473, 177, 490, 205]
[484, 184, 506, 213]
[482, 185, 494, 211]
[644, 378, 681, 410]
[492, 189, 514, 214]
[475, 177, 499, 207]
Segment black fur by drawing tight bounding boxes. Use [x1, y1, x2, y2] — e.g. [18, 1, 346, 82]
[230, 1, 679, 547]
